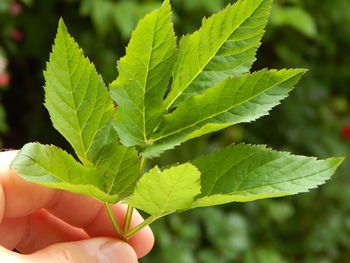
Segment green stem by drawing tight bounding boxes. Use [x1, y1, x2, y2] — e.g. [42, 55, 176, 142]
[126, 215, 159, 239]
[140, 156, 147, 172]
[123, 156, 147, 236]
[104, 202, 123, 237]
[123, 205, 134, 233]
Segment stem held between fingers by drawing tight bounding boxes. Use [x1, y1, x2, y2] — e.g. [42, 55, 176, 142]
[103, 202, 123, 238]
[126, 215, 159, 239]
[123, 156, 147, 237]
[123, 205, 134, 233]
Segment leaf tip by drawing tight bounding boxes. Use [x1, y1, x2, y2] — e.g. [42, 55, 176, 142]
[162, 0, 171, 6]
[58, 18, 67, 32]
[297, 68, 309, 75]
[329, 156, 346, 167]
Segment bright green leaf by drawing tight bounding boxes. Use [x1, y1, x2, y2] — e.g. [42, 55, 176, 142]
[11, 143, 117, 202]
[143, 69, 305, 157]
[110, 0, 177, 146]
[11, 142, 141, 203]
[87, 122, 141, 200]
[86, 122, 119, 165]
[191, 144, 344, 208]
[93, 131, 141, 201]
[127, 164, 201, 216]
[165, 0, 272, 109]
[44, 19, 115, 166]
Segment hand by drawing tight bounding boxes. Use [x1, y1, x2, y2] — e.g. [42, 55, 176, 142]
[0, 150, 154, 262]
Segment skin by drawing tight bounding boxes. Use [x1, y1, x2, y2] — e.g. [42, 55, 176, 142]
[0, 150, 154, 262]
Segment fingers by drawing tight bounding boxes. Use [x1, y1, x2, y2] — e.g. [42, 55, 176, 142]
[83, 203, 154, 258]
[0, 151, 57, 218]
[16, 210, 89, 254]
[0, 216, 27, 250]
[0, 173, 154, 257]
[0, 150, 18, 171]
[0, 238, 138, 263]
[46, 191, 154, 257]
[0, 209, 88, 252]
[0, 245, 26, 262]
[0, 184, 4, 222]
[29, 238, 138, 263]
[45, 190, 103, 227]
[0, 151, 154, 258]
[0, 206, 153, 258]
[1, 170, 58, 217]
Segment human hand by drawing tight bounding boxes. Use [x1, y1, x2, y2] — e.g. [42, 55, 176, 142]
[0, 150, 154, 262]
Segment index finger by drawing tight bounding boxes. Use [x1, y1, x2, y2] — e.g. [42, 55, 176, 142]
[0, 151, 57, 218]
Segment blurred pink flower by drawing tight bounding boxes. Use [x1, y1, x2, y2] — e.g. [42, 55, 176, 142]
[9, 2, 23, 16]
[0, 73, 10, 86]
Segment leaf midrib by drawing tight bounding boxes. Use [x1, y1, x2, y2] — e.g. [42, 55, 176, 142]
[154, 70, 294, 142]
[106, 148, 128, 194]
[61, 33, 88, 163]
[141, 13, 158, 142]
[196, 160, 338, 202]
[230, 163, 337, 194]
[21, 152, 99, 188]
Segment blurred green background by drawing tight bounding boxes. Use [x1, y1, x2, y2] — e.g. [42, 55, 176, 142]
[0, 0, 349, 262]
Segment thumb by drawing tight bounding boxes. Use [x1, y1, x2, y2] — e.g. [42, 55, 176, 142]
[0, 238, 138, 263]
[0, 245, 24, 262]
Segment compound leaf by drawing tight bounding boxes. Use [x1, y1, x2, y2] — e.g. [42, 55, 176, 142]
[165, 0, 272, 109]
[191, 144, 344, 208]
[143, 69, 305, 157]
[127, 164, 201, 216]
[8, 0, 345, 234]
[110, 0, 177, 147]
[44, 19, 115, 166]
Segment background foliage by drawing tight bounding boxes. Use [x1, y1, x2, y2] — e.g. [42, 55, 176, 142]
[0, 0, 349, 262]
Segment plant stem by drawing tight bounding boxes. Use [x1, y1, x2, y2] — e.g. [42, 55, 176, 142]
[140, 156, 147, 172]
[123, 205, 133, 233]
[126, 215, 159, 239]
[103, 202, 123, 237]
[123, 156, 147, 236]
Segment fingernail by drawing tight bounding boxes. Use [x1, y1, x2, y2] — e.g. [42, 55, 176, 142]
[99, 241, 138, 263]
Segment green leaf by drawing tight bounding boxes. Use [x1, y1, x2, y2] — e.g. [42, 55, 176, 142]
[271, 4, 317, 38]
[92, 130, 141, 201]
[143, 69, 305, 157]
[44, 19, 115, 166]
[164, 0, 272, 109]
[113, 1, 161, 40]
[110, 0, 177, 147]
[11, 143, 116, 202]
[191, 144, 344, 208]
[87, 122, 141, 200]
[11, 142, 140, 203]
[90, 0, 115, 36]
[85, 122, 119, 164]
[127, 164, 201, 216]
